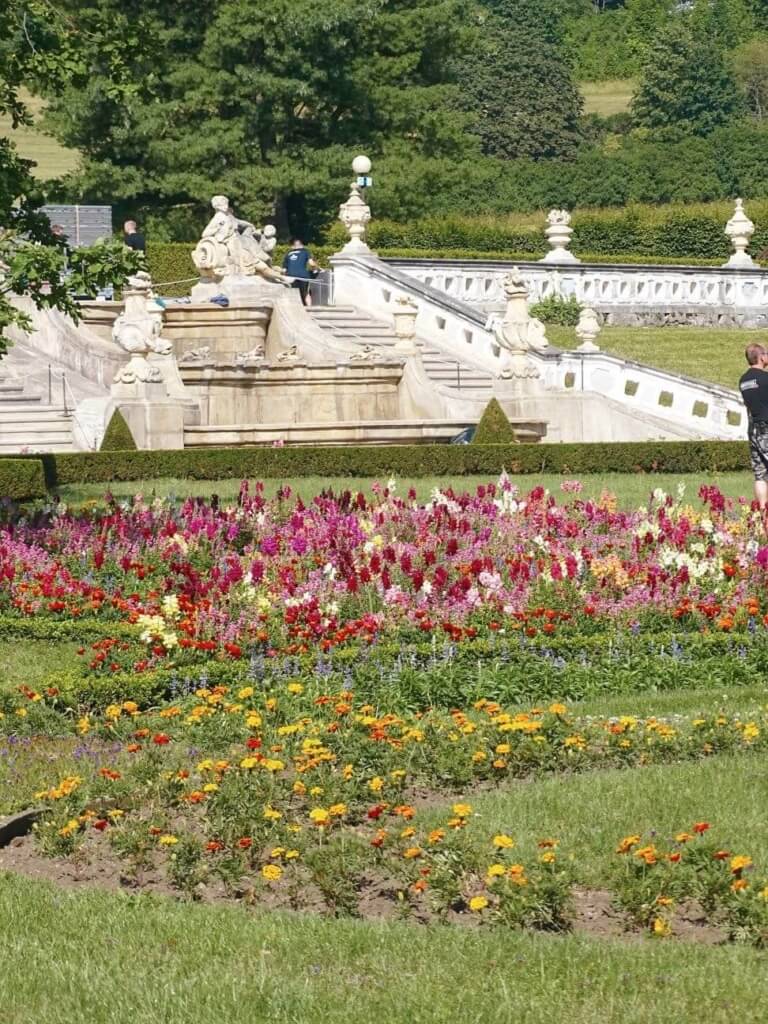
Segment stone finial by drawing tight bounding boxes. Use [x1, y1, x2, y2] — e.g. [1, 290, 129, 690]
[724, 198, 757, 268]
[392, 295, 419, 352]
[541, 208, 580, 265]
[338, 182, 372, 254]
[575, 306, 602, 353]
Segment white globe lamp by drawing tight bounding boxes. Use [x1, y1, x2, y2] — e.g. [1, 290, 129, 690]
[352, 155, 372, 176]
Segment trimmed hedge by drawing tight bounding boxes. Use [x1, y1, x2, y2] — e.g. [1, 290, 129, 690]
[473, 400, 518, 444]
[0, 458, 47, 501]
[9, 441, 753, 490]
[100, 410, 137, 451]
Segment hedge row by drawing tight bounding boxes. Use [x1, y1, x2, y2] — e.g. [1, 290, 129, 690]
[0, 459, 47, 501]
[10, 442, 751, 490]
[145, 241, 719, 296]
[335, 210, 768, 262]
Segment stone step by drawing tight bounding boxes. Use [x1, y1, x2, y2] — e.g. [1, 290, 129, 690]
[0, 393, 42, 405]
[0, 440, 74, 454]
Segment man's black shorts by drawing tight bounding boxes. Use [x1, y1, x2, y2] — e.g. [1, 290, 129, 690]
[750, 422, 768, 481]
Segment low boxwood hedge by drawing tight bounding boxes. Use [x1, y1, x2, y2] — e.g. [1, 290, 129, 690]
[4, 441, 753, 490]
[0, 458, 47, 501]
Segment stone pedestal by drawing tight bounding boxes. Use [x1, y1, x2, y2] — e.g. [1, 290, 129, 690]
[541, 209, 580, 264]
[111, 382, 186, 449]
[190, 274, 287, 306]
[724, 199, 757, 268]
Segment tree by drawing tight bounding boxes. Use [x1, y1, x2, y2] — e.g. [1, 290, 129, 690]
[44, 0, 476, 240]
[472, 398, 518, 444]
[632, 22, 744, 137]
[733, 36, 768, 121]
[456, 0, 584, 160]
[0, 1, 147, 356]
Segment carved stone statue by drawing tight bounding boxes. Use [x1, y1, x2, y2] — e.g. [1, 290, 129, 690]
[546, 209, 572, 227]
[575, 306, 602, 353]
[112, 272, 172, 384]
[493, 268, 545, 382]
[191, 196, 286, 295]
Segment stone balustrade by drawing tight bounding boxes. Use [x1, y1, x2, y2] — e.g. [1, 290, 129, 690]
[331, 254, 746, 441]
[384, 258, 768, 328]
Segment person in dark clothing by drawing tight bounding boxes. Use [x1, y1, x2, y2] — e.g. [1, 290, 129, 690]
[282, 238, 318, 305]
[123, 220, 146, 253]
[739, 342, 768, 522]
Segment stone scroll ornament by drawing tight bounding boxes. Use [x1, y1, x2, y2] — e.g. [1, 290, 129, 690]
[191, 196, 287, 284]
[112, 271, 172, 384]
[493, 269, 547, 380]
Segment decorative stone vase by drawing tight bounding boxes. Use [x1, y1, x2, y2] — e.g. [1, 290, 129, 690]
[575, 307, 602, 353]
[392, 296, 419, 352]
[112, 273, 172, 385]
[541, 209, 580, 264]
[338, 183, 372, 254]
[724, 199, 757, 268]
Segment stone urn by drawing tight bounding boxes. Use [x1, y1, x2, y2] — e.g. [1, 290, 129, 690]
[339, 183, 372, 254]
[392, 296, 419, 352]
[541, 209, 580, 264]
[575, 307, 602, 353]
[724, 198, 757, 268]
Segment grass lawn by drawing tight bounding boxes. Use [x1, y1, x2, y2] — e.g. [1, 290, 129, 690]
[57, 471, 756, 510]
[548, 324, 759, 391]
[580, 78, 636, 117]
[1, 91, 80, 179]
[3, 871, 768, 1024]
[0, 640, 82, 695]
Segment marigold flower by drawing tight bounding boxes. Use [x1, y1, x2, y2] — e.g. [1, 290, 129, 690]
[693, 822, 711, 834]
[652, 917, 671, 937]
[158, 834, 178, 846]
[261, 864, 282, 881]
[309, 808, 330, 826]
[486, 863, 506, 878]
[468, 895, 488, 912]
[493, 834, 515, 849]
[428, 829, 445, 844]
[616, 834, 641, 855]
[730, 855, 753, 874]
[152, 733, 171, 746]
[403, 846, 423, 859]
[328, 803, 348, 817]
[540, 851, 556, 864]
[452, 803, 472, 818]
[731, 878, 750, 892]
[237, 837, 253, 849]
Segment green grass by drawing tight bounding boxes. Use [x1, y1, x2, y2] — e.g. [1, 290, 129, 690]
[413, 753, 768, 890]
[57, 471, 756, 509]
[0, 641, 82, 695]
[3, 870, 768, 1024]
[1, 91, 80, 179]
[549, 324, 758, 390]
[580, 78, 636, 117]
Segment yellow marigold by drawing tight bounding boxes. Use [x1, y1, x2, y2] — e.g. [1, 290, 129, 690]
[239, 757, 259, 770]
[549, 703, 567, 716]
[369, 777, 385, 793]
[472, 751, 487, 763]
[494, 744, 510, 755]
[652, 917, 671, 937]
[486, 863, 506, 878]
[309, 808, 330, 825]
[493, 834, 515, 849]
[246, 713, 262, 728]
[263, 806, 282, 821]
[655, 896, 674, 907]
[122, 701, 139, 714]
[328, 803, 347, 817]
[743, 723, 760, 741]
[731, 855, 753, 873]
[105, 704, 122, 720]
[262, 864, 283, 881]
[400, 827, 416, 839]
[158, 835, 178, 846]
[310, 786, 324, 797]
[238, 687, 254, 700]
[403, 847, 423, 859]
[202, 783, 219, 793]
[428, 829, 445, 844]
[261, 758, 285, 772]
[77, 717, 90, 735]
[675, 832, 694, 844]
[452, 803, 472, 818]
[469, 895, 488, 912]
[343, 764, 354, 780]
[731, 878, 750, 892]
[616, 834, 641, 854]
[285, 850, 300, 860]
[540, 851, 556, 864]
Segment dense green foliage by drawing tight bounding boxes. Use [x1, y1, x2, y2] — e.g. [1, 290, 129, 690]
[6, 441, 752, 491]
[530, 294, 584, 326]
[472, 399, 519, 445]
[457, 0, 584, 160]
[99, 410, 137, 452]
[632, 22, 744, 137]
[0, 459, 46, 501]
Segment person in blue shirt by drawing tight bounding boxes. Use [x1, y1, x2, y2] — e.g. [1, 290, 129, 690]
[282, 238, 318, 306]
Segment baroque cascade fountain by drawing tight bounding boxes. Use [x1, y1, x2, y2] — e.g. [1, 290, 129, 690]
[0, 158, 756, 452]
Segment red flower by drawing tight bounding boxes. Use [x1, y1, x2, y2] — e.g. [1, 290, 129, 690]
[246, 737, 262, 750]
[713, 850, 731, 860]
[237, 837, 253, 849]
[152, 733, 171, 745]
[224, 643, 243, 658]
[367, 805, 385, 820]
[693, 822, 711, 834]
[206, 840, 224, 853]
[92, 819, 109, 832]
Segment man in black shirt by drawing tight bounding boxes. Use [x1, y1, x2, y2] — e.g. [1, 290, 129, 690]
[739, 342, 768, 518]
[123, 220, 146, 253]
[282, 239, 318, 306]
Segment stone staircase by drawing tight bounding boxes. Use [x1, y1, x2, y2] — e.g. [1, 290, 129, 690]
[0, 370, 74, 454]
[309, 306, 495, 393]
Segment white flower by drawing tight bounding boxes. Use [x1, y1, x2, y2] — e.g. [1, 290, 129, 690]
[421, 580, 433, 595]
[162, 594, 180, 618]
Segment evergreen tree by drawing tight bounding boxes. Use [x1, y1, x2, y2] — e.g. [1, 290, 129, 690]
[632, 21, 744, 137]
[45, 0, 475, 239]
[472, 398, 518, 444]
[457, 0, 584, 161]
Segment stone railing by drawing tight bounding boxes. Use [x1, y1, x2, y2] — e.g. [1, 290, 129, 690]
[330, 254, 746, 440]
[384, 257, 768, 328]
